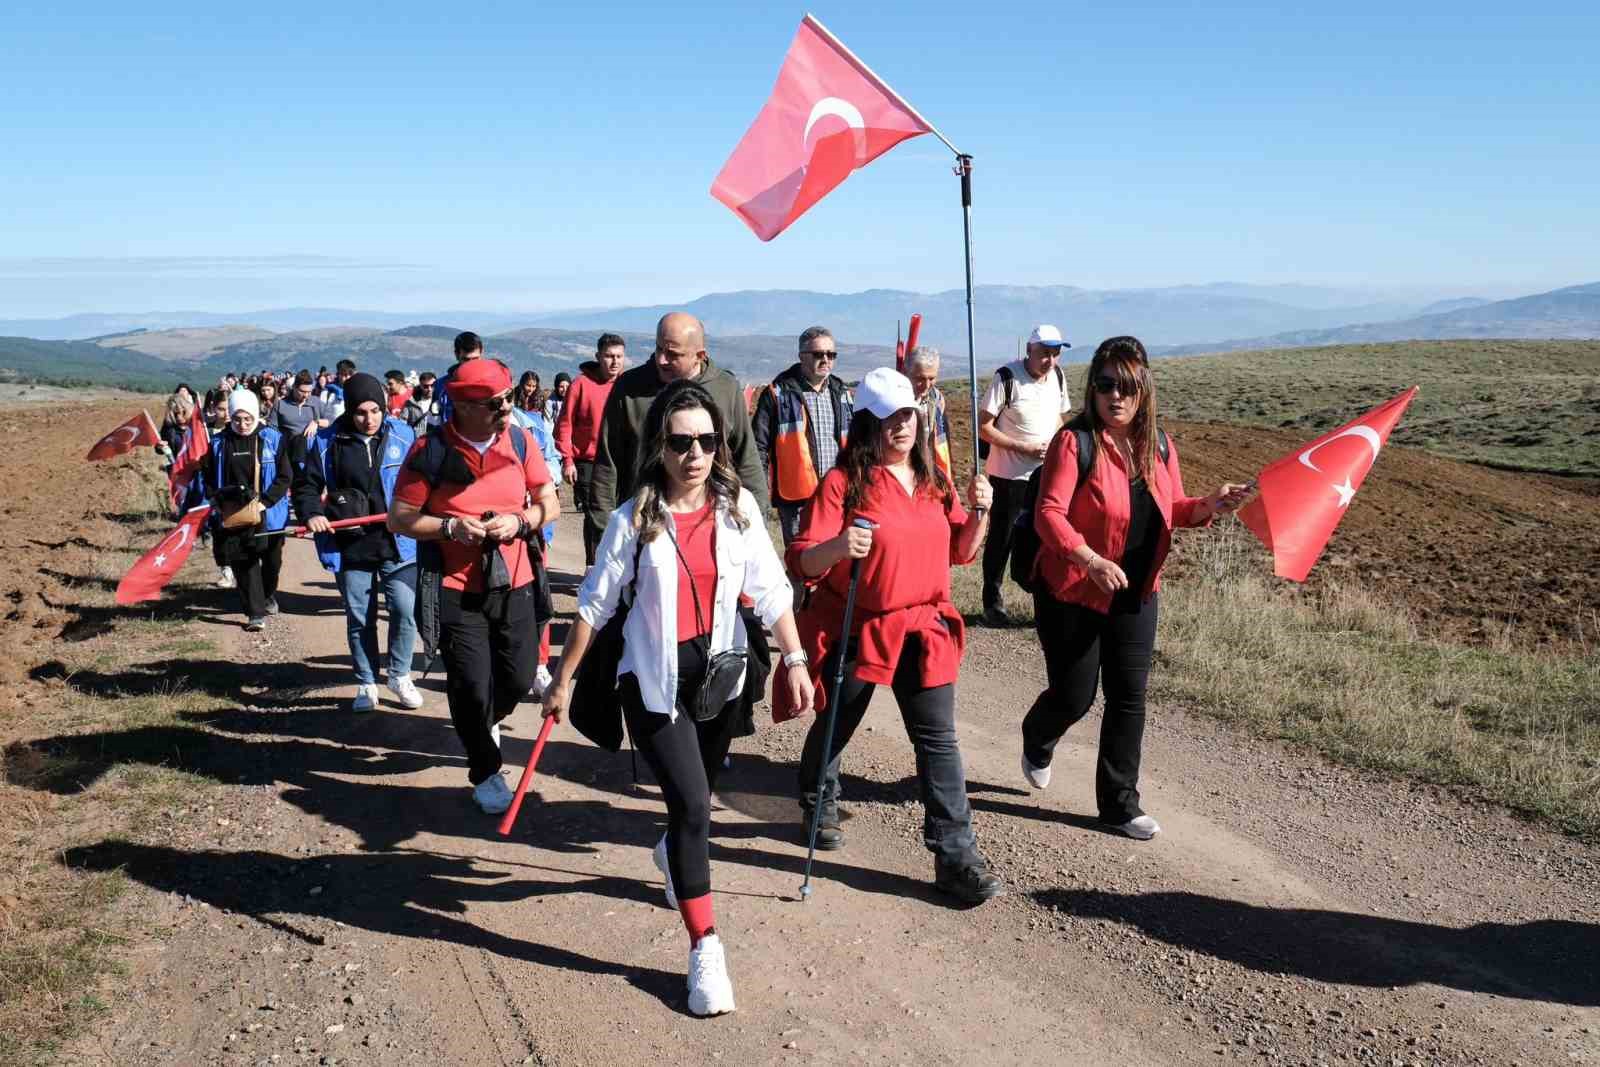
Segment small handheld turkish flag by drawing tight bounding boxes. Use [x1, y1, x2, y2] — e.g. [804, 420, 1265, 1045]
[116, 506, 212, 605]
[86, 411, 161, 461]
[712, 15, 933, 241]
[1237, 387, 1418, 582]
[167, 402, 210, 512]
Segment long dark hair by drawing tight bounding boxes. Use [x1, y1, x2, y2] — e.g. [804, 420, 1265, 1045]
[838, 407, 951, 515]
[632, 380, 748, 543]
[1078, 336, 1158, 479]
[515, 371, 545, 412]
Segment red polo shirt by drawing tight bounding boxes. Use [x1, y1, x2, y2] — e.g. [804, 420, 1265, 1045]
[392, 423, 552, 593]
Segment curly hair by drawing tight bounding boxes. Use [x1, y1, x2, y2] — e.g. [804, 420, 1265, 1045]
[631, 380, 749, 543]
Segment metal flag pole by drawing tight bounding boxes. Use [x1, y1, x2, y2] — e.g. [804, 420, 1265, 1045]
[957, 154, 982, 492]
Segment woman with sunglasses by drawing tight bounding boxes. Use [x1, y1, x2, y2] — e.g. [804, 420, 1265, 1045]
[781, 368, 1003, 905]
[1022, 336, 1252, 838]
[544, 379, 813, 1017]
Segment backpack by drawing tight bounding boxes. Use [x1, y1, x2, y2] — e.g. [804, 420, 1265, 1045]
[979, 363, 1068, 462]
[408, 426, 541, 672]
[1008, 419, 1170, 592]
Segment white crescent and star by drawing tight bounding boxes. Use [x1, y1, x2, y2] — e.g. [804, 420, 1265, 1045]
[101, 425, 139, 448]
[1298, 426, 1383, 509]
[802, 96, 866, 164]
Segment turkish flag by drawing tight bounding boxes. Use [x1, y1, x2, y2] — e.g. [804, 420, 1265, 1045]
[115, 506, 212, 605]
[711, 15, 932, 241]
[86, 410, 160, 461]
[167, 402, 210, 512]
[1238, 387, 1418, 582]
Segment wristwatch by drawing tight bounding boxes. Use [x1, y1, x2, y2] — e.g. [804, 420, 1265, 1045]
[782, 650, 809, 669]
[442, 517, 457, 542]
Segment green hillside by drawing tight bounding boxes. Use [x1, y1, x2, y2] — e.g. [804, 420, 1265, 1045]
[0, 336, 172, 392]
[1149, 339, 1600, 476]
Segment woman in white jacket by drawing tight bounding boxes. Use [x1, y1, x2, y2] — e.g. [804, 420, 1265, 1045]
[543, 379, 813, 1017]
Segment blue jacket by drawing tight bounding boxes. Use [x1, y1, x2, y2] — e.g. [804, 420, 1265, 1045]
[511, 408, 562, 542]
[202, 426, 291, 532]
[300, 416, 417, 573]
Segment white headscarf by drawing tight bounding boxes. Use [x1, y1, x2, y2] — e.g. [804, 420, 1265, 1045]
[227, 388, 261, 421]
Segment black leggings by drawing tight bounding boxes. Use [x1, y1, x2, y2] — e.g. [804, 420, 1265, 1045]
[1021, 590, 1158, 823]
[619, 640, 738, 901]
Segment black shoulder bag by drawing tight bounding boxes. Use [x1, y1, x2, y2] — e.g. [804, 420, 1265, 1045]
[667, 517, 748, 723]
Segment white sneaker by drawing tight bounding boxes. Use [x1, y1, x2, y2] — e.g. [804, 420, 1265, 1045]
[352, 684, 380, 713]
[653, 833, 678, 909]
[686, 933, 736, 1017]
[216, 566, 235, 589]
[472, 773, 514, 815]
[490, 721, 501, 749]
[1021, 753, 1052, 791]
[387, 673, 424, 710]
[530, 664, 554, 702]
[1109, 814, 1161, 840]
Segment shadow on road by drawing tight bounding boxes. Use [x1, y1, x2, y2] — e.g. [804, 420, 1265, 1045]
[1041, 888, 1600, 1007]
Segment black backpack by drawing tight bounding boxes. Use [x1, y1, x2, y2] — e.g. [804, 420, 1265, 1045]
[979, 363, 1068, 462]
[1009, 419, 1169, 592]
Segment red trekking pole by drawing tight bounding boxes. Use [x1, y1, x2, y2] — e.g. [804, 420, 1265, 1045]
[497, 715, 557, 835]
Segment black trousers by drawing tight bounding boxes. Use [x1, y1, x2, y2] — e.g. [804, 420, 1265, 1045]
[620, 640, 737, 902]
[1021, 590, 1158, 824]
[223, 532, 282, 619]
[440, 583, 540, 785]
[980, 475, 1029, 609]
[574, 461, 601, 567]
[797, 632, 980, 868]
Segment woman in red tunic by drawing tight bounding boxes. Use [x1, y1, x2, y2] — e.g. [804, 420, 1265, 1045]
[784, 367, 1002, 904]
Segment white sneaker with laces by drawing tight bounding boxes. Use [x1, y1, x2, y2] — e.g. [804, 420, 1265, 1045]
[531, 664, 554, 702]
[1021, 753, 1052, 791]
[1110, 814, 1161, 840]
[686, 933, 736, 1017]
[472, 773, 514, 815]
[653, 833, 678, 909]
[387, 673, 424, 710]
[352, 684, 380, 713]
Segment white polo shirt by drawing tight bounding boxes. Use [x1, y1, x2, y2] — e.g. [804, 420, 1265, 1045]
[981, 359, 1071, 481]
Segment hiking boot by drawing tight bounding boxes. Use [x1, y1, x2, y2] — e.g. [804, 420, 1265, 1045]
[243, 616, 266, 633]
[472, 772, 514, 815]
[653, 833, 678, 909]
[686, 933, 736, 1016]
[1106, 814, 1161, 840]
[263, 596, 280, 616]
[387, 673, 424, 710]
[800, 805, 844, 851]
[352, 684, 380, 713]
[934, 859, 1005, 904]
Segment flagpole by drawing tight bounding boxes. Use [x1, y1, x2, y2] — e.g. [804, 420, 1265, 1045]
[956, 154, 982, 495]
[802, 14, 961, 156]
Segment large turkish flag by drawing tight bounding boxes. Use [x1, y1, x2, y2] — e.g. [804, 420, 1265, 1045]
[711, 15, 932, 241]
[1238, 387, 1418, 581]
[86, 410, 160, 461]
[115, 506, 213, 605]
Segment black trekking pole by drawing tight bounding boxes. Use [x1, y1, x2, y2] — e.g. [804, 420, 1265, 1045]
[800, 517, 875, 902]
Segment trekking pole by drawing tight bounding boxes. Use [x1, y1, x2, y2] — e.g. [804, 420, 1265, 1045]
[800, 518, 875, 902]
[497, 714, 557, 836]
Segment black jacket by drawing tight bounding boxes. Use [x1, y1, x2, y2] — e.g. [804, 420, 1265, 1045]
[292, 418, 400, 567]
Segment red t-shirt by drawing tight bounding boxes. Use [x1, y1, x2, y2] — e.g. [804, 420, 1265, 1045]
[392, 423, 553, 593]
[387, 392, 409, 416]
[672, 502, 717, 641]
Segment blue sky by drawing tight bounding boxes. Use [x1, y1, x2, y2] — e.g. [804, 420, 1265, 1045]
[2, 1, 1596, 316]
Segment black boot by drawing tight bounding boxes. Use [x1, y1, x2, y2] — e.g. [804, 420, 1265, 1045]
[934, 858, 1004, 904]
[800, 804, 844, 850]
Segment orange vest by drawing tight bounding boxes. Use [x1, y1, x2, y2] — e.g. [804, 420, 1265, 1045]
[768, 382, 851, 502]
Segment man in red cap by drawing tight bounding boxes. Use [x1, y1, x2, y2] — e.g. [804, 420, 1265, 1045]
[388, 358, 560, 814]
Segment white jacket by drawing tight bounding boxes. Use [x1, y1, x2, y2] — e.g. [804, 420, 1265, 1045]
[577, 488, 793, 718]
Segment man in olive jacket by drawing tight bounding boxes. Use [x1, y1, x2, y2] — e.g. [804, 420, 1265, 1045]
[589, 312, 769, 539]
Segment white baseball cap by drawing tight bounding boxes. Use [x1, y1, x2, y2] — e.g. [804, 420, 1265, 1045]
[856, 367, 918, 419]
[1028, 324, 1071, 348]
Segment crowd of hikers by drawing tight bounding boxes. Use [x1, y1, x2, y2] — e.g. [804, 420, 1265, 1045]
[153, 316, 1251, 1017]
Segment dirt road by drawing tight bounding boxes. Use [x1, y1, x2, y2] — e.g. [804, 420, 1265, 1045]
[40, 493, 1595, 1067]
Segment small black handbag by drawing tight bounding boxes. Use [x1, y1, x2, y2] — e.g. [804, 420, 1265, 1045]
[668, 523, 747, 723]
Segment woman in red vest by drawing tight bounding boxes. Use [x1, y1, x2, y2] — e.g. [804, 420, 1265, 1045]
[782, 367, 1002, 904]
[1023, 336, 1251, 839]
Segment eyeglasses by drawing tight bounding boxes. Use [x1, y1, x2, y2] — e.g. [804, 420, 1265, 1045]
[1093, 375, 1138, 396]
[666, 432, 721, 456]
[803, 350, 837, 360]
[464, 391, 515, 409]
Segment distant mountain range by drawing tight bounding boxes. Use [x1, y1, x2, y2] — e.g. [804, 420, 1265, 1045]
[1, 281, 1593, 392]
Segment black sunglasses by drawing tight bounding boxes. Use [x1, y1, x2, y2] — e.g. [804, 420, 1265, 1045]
[465, 390, 515, 409]
[666, 432, 721, 456]
[803, 349, 837, 360]
[1092, 375, 1138, 395]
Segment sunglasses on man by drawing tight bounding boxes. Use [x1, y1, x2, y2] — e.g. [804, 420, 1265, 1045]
[666, 432, 721, 456]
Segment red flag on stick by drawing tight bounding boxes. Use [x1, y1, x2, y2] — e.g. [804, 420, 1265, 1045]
[87, 411, 161, 461]
[115, 506, 212, 605]
[711, 14, 933, 241]
[1237, 387, 1418, 581]
[167, 402, 210, 512]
